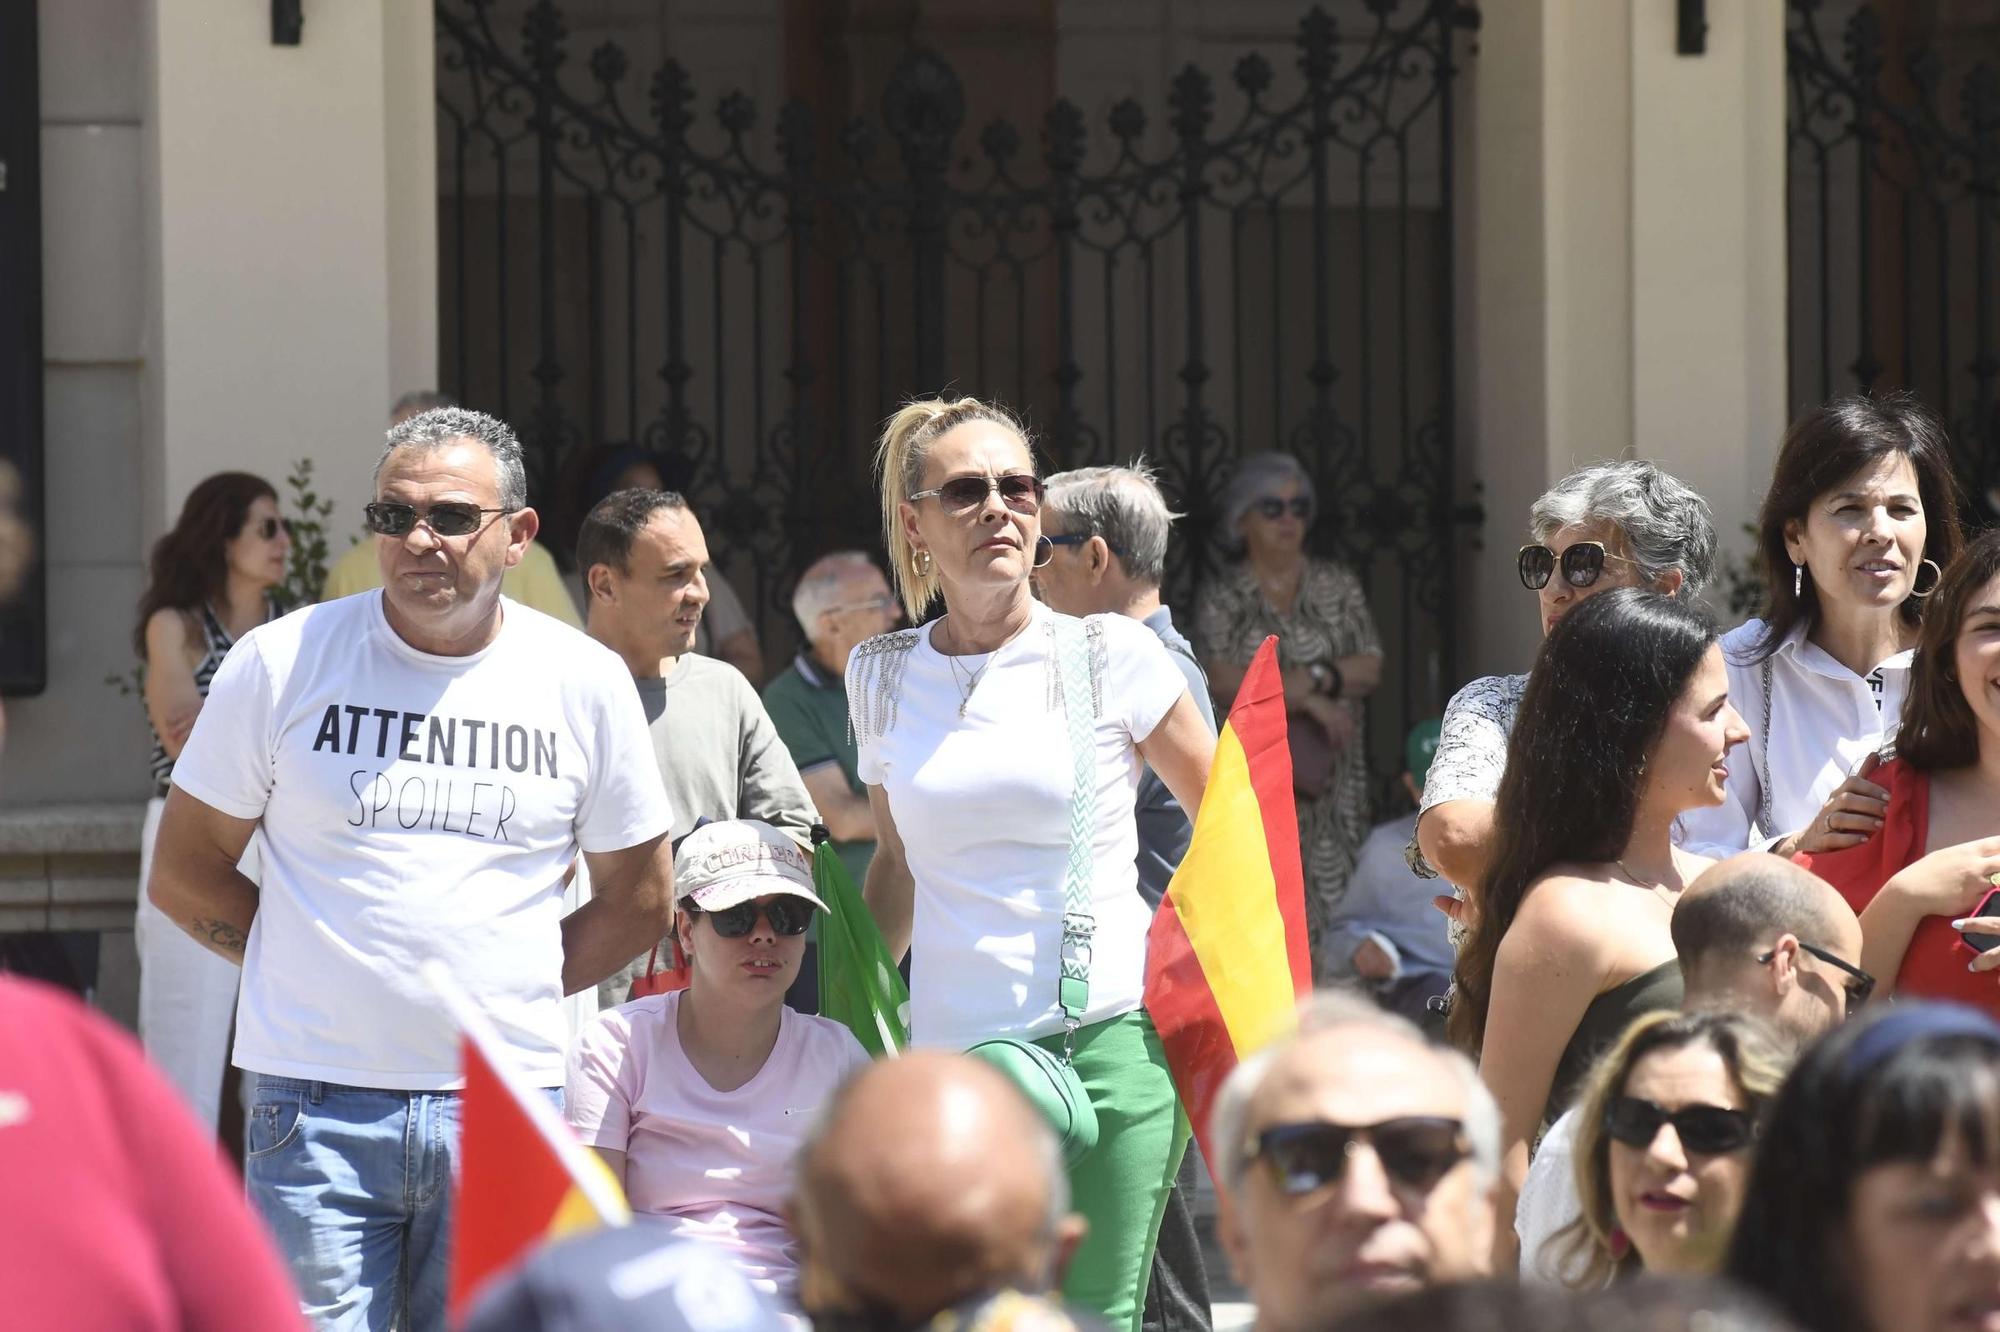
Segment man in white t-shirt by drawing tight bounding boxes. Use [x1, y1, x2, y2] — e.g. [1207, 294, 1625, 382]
[147, 407, 676, 1332]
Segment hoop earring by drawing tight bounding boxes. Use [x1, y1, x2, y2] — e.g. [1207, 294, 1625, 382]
[1793, 562, 1805, 599]
[1910, 557, 1943, 599]
[1032, 535, 1053, 569]
[914, 549, 933, 575]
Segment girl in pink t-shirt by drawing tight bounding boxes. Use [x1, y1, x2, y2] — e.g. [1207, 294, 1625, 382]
[566, 821, 872, 1304]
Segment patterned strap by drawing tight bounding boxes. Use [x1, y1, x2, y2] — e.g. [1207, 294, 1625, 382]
[1053, 615, 1097, 1040]
[1758, 658, 1775, 837]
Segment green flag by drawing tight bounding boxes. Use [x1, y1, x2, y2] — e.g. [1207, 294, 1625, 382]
[813, 834, 909, 1057]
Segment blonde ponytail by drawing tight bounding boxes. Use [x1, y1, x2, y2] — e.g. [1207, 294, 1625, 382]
[874, 396, 1033, 620]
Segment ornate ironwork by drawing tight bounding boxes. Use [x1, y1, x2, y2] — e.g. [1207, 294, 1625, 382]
[436, 0, 1480, 779]
[1788, 0, 2000, 507]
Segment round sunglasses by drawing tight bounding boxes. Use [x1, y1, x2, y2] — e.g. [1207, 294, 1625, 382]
[908, 473, 1044, 515]
[1245, 1116, 1469, 1197]
[1603, 1095, 1756, 1156]
[1253, 496, 1312, 521]
[1517, 541, 1642, 591]
[686, 896, 814, 938]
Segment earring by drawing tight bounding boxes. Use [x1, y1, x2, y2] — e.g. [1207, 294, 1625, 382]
[915, 549, 933, 575]
[1911, 557, 1943, 599]
[1032, 536, 1053, 569]
[1608, 1226, 1632, 1261]
[1793, 562, 1805, 599]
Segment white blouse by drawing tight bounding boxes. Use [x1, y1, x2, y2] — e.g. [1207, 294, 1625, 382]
[1676, 618, 1910, 858]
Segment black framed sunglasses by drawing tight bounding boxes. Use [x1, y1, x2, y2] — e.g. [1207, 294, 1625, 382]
[363, 501, 517, 539]
[1603, 1095, 1756, 1156]
[1760, 941, 1876, 1010]
[687, 896, 814, 938]
[907, 473, 1044, 515]
[1254, 496, 1312, 521]
[1042, 532, 1128, 557]
[1246, 1116, 1469, 1197]
[1517, 541, 1641, 591]
[251, 517, 294, 541]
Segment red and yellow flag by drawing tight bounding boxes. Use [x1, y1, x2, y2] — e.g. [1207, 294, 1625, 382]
[1144, 636, 1312, 1170]
[432, 967, 630, 1323]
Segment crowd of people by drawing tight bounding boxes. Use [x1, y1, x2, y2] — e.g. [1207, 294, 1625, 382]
[16, 382, 2000, 1332]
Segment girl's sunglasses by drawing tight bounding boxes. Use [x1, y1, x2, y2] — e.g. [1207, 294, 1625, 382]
[1517, 541, 1639, 591]
[1245, 1116, 1468, 1196]
[1254, 497, 1312, 521]
[364, 501, 516, 538]
[687, 896, 814, 938]
[251, 517, 294, 541]
[1603, 1095, 1756, 1156]
[907, 473, 1044, 515]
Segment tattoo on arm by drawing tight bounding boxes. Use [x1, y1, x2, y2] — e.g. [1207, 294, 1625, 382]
[189, 917, 248, 956]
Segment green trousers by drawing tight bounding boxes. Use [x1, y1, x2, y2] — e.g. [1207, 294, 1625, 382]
[1034, 1010, 1190, 1332]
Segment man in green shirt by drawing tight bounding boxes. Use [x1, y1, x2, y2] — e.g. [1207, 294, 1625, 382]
[761, 552, 900, 884]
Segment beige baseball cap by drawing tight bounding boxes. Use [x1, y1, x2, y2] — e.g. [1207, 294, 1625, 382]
[673, 819, 827, 913]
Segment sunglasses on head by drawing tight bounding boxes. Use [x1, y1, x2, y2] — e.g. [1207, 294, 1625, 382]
[1246, 1116, 1469, 1197]
[1517, 541, 1641, 591]
[1603, 1095, 1756, 1156]
[363, 501, 516, 539]
[687, 896, 814, 938]
[1254, 496, 1312, 521]
[1760, 941, 1876, 1010]
[908, 473, 1044, 515]
[251, 517, 293, 541]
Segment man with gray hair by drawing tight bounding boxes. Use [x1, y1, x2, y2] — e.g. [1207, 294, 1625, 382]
[149, 407, 677, 1331]
[1037, 462, 1218, 1332]
[1211, 991, 1500, 1330]
[762, 550, 901, 886]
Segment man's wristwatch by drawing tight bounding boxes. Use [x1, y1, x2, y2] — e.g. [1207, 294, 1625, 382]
[1308, 662, 1339, 697]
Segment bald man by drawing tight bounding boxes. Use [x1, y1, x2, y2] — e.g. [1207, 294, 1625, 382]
[1517, 851, 1868, 1282]
[791, 1052, 1088, 1329]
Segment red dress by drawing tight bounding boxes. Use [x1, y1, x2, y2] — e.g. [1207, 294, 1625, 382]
[1796, 757, 2000, 1015]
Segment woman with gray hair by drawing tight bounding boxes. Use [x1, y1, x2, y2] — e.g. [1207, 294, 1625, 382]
[1412, 461, 1715, 923]
[1196, 452, 1384, 979]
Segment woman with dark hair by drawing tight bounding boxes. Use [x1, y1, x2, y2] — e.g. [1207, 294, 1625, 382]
[1195, 451, 1384, 977]
[1554, 1011, 1787, 1288]
[133, 471, 289, 1134]
[1794, 529, 2000, 1013]
[1448, 589, 1749, 1260]
[1682, 393, 1964, 860]
[1725, 1002, 2000, 1332]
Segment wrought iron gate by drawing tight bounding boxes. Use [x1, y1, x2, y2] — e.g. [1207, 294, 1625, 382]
[436, 0, 1479, 785]
[1788, 0, 2000, 510]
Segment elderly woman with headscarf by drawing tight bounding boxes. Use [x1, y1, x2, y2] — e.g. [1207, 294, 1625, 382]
[1194, 452, 1383, 978]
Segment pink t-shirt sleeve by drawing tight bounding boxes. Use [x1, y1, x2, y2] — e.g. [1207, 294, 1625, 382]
[565, 1002, 643, 1151]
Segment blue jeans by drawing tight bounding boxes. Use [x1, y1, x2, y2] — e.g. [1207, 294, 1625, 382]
[245, 1074, 562, 1332]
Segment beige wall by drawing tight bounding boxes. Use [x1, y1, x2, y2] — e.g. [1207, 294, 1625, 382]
[1460, 0, 1787, 682]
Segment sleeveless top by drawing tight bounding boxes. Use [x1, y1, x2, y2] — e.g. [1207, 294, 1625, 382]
[147, 600, 273, 796]
[1546, 958, 1684, 1124]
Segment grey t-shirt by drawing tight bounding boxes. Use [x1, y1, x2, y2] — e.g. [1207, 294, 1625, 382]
[598, 654, 818, 1005]
[1134, 605, 1217, 907]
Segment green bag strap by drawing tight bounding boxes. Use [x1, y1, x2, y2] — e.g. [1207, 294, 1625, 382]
[1053, 614, 1098, 1060]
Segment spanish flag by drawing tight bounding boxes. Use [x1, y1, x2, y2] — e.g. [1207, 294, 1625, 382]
[1144, 636, 1312, 1169]
[428, 964, 631, 1322]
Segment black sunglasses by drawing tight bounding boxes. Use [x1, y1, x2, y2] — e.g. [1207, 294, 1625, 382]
[1760, 941, 1876, 1010]
[687, 896, 814, 938]
[1254, 496, 1312, 521]
[1043, 532, 1127, 557]
[907, 473, 1044, 515]
[1604, 1095, 1756, 1156]
[1517, 541, 1641, 591]
[364, 501, 516, 539]
[251, 517, 293, 541]
[1246, 1117, 1468, 1197]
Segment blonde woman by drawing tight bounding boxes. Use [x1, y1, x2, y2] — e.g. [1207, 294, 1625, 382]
[1556, 1011, 1787, 1288]
[849, 398, 1214, 1332]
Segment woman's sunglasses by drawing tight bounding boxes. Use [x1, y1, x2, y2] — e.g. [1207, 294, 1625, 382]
[363, 501, 517, 538]
[1245, 1116, 1468, 1196]
[907, 474, 1044, 515]
[251, 517, 294, 541]
[1603, 1095, 1756, 1156]
[687, 896, 814, 938]
[1517, 541, 1640, 591]
[1254, 497, 1312, 521]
